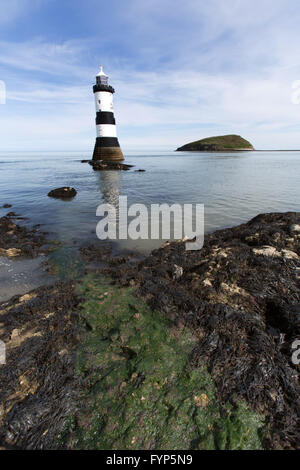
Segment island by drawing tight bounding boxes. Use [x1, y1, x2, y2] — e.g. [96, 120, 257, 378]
[176, 134, 254, 152]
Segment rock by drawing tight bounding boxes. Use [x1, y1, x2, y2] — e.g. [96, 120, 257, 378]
[282, 249, 299, 260]
[6, 212, 17, 217]
[176, 134, 254, 152]
[79, 244, 112, 263]
[252, 246, 299, 260]
[172, 264, 183, 280]
[134, 169, 146, 172]
[290, 224, 300, 234]
[0, 247, 22, 257]
[253, 246, 281, 257]
[89, 160, 133, 171]
[2, 204, 12, 208]
[0, 215, 47, 259]
[81, 160, 90, 163]
[47, 187, 77, 199]
[193, 393, 210, 408]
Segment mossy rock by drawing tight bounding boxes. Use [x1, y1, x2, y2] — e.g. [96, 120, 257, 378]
[62, 275, 264, 450]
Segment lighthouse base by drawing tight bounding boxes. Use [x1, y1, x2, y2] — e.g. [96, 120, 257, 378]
[93, 137, 124, 161]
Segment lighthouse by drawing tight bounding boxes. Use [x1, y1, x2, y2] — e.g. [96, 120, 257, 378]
[92, 66, 124, 161]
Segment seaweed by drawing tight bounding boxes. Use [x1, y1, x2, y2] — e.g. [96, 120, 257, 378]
[105, 212, 300, 449]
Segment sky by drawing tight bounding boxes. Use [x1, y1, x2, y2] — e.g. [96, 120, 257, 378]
[1, 0, 300, 151]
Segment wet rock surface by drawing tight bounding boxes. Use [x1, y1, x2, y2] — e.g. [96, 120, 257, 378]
[47, 187, 77, 199]
[105, 212, 300, 449]
[0, 281, 80, 449]
[6, 212, 20, 218]
[0, 216, 46, 258]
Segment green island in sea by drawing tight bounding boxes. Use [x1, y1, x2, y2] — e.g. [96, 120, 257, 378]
[176, 134, 254, 152]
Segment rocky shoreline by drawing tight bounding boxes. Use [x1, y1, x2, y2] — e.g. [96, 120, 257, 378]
[104, 212, 300, 449]
[0, 212, 299, 449]
[0, 214, 47, 258]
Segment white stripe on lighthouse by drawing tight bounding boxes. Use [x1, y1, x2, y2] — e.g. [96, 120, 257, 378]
[96, 124, 117, 138]
[94, 91, 114, 112]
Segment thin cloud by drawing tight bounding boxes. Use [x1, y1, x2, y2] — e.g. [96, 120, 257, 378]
[0, 0, 43, 24]
[1, 0, 300, 150]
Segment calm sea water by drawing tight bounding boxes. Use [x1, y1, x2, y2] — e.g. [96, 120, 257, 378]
[0, 149, 300, 255]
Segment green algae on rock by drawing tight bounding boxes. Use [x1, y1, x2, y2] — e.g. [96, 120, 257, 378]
[63, 275, 264, 450]
[46, 246, 85, 281]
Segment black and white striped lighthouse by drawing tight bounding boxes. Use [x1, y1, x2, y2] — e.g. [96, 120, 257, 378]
[92, 66, 124, 161]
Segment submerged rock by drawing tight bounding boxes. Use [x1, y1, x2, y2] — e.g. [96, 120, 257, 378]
[6, 212, 18, 217]
[47, 187, 77, 199]
[2, 204, 12, 208]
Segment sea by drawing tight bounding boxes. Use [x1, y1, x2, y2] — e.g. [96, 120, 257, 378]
[1, 149, 299, 300]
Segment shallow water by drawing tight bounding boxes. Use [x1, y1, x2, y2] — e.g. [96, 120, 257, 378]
[1, 149, 300, 254]
[0, 255, 55, 302]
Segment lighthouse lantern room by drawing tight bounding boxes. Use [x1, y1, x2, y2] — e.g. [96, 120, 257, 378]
[92, 66, 124, 161]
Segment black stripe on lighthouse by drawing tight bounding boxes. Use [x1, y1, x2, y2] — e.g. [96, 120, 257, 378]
[96, 111, 116, 125]
[94, 137, 120, 148]
[93, 84, 115, 94]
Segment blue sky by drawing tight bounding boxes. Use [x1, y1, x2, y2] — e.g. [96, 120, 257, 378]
[1, 0, 300, 150]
